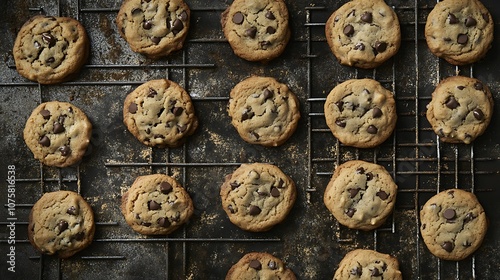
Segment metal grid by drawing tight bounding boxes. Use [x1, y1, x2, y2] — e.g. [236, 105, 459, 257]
[1, 0, 500, 279]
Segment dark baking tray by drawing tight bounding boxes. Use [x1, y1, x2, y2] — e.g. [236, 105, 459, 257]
[1, 0, 500, 279]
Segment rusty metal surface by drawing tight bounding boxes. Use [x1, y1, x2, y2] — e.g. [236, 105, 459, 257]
[1, 0, 500, 279]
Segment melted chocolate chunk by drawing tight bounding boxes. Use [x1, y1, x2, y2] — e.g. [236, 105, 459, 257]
[172, 106, 183, 116]
[57, 220, 68, 233]
[151, 36, 161, 44]
[354, 42, 365, 51]
[265, 11, 275, 20]
[160, 182, 173, 194]
[245, 26, 257, 38]
[457, 86, 465, 90]
[473, 108, 484, 120]
[376, 190, 388, 200]
[336, 119, 346, 128]
[38, 136, 51, 147]
[148, 88, 157, 97]
[179, 11, 188, 21]
[230, 181, 240, 190]
[59, 145, 71, 156]
[349, 188, 361, 198]
[251, 131, 260, 139]
[335, 101, 344, 111]
[249, 205, 261, 216]
[232, 12, 244, 24]
[148, 200, 161, 210]
[367, 125, 378, 134]
[270, 187, 280, 197]
[457, 34, 468, 45]
[474, 82, 483, 90]
[263, 89, 273, 100]
[171, 19, 184, 35]
[241, 109, 254, 121]
[141, 222, 152, 227]
[361, 12, 373, 23]
[351, 266, 362, 276]
[42, 33, 55, 47]
[260, 41, 272, 49]
[442, 241, 454, 252]
[67, 206, 77, 215]
[448, 13, 459, 24]
[346, 208, 356, 217]
[371, 267, 382, 277]
[277, 178, 285, 188]
[228, 205, 235, 214]
[445, 96, 459, 109]
[266, 26, 276, 34]
[482, 13, 490, 23]
[372, 107, 383, 118]
[464, 212, 475, 223]
[177, 124, 187, 133]
[40, 109, 51, 119]
[53, 122, 64, 134]
[158, 217, 171, 228]
[356, 167, 365, 174]
[129, 103, 138, 114]
[343, 24, 355, 36]
[249, 260, 262, 270]
[73, 232, 85, 241]
[465, 17, 477, 27]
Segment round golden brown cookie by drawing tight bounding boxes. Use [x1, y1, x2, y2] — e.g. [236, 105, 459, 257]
[425, 0, 494, 65]
[13, 15, 89, 84]
[220, 163, 296, 232]
[325, 0, 401, 69]
[23, 101, 92, 167]
[420, 189, 488, 261]
[324, 160, 398, 231]
[116, 0, 190, 58]
[228, 76, 300, 147]
[426, 76, 493, 144]
[28, 191, 95, 258]
[123, 79, 198, 148]
[221, 0, 291, 62]
[226, 252, 296, 280]
[324, 78, 397, 148]
[121, 174, 194, 235]
[334, 249, 402, 279]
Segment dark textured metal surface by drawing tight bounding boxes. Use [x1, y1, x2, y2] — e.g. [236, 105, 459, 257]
[1, 0, 500, 279]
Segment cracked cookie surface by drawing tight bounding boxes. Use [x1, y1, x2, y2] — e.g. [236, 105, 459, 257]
[325, 0, 401, 69]
[221, 0, 291, 62]
[420, 189, 488, 261]
[226, 252, 296, 280]
[334, 249, 402, 280]
[426, 76, 493, 144]
[116, 0, 190, 58]
[121, 174, 194, 235]
[23, 101, 92, 167]
[425, 0, 494, 65]
[220, 163, 296, 232]
[324, 160, 398, 231]
[324, 78, 397, 148]
[228, 76, 300, 147]
[28, 191, 95, 258]
[13, 15, 89, 84]
[123, 79, 198, 148]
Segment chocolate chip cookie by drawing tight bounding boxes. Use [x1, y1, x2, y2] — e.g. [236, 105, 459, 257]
[221, 0, 291, 62]
[23, 101, 92, 167]
[121, 174, 194, 235]
[324, 160, 398, 231]
[123, 79, 198, 148]
[226, 252, 296, 280]
[425, 0, 494, 65]
[13, 15, 89, 84]
[28, 191, 95, 258]
[220, 163, 296, 232]
[426, 76, 493, 144]
[116, 0, 190, 58]
[420, 189, 488, 261]
[324, 78, 397, 148]
[334, 249, 402, 279]
[228, 76, 300, 147]
[325, 0, 401, 69]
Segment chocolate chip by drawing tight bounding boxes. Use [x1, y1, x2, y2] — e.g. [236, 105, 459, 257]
[160, 182, 173, 194]
[249, 260, 262, 270]
[277, 178, 285, 188]
[482, 13, 490, 23]
[349, 188, 360, 198]
[172, 107, 183, 116]
[53, 122, 64, 134]
[42, 33, 55, 46]
[141, 222, 152, 227]
[263, 89, 273, 100]
[245, 26, 257, 38]
[457, 34, 468, 45]
[375, 41, 388, 53]
[251, 131, 260, 139]
[158, 217, 171, 228]
[335, 101, 344, 111]
[464, 212, 475, 223]
[67, 206, 77, 215]
[372, 107, 383, 118]
[347, 10, 355, 17]
[448, 13, 459, 24]
[131, 8, 141, 15]
[241, 109, 254, 121]
[148, 200, 161, 210]
[367, 125, 378, 134]
[40, 109, 51, 119]
[443, 208, 456, 220]
[171, 19, 184, 35]
[442, 241, 454, 252]
[59, 145, 71, 156]
[177, 124, 187, 133]
[474, 82, 483, 90]
[266, 26, 276, 34]
[336, 119, 346, 128]
[356, 167, 365, 174]
[148, 88, 157, 97]
[38, 136, 50, 147]
[343, 24, 354, 36]
[151, 36, 162, 44]
[230, 181, 240, 190]
[257, 190, 268, 196]
[260, 41, 272, 49]
[268, 260, 277, 270]
[361, 12, 373, 23]
[265, 11, 275, 20]
[143, 20, 152, 30]
[457, 86, 465, 90]
[346, 208, 356, 217]
[350, 266, 362, 276]
[232, 12, 244, 24]
[271, 187, 280, 197]
[179, 11, 188, 21]
[46, 57, 55, 63]
[228, 205, 235, 213]
[354, 42, 365, 51]
[129, 103, 138, 114]
[73, 232, 85, 241]
[445, 96, 459, 109]
[473, 108, 484, 120]
[249, 205, 261, 216]
[371, 267, 382, 277]
[366, 172, 373, 181]
[465, 17, 477, 27]
[376, 190, 388, 200]
[57, 220, 68, 233]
